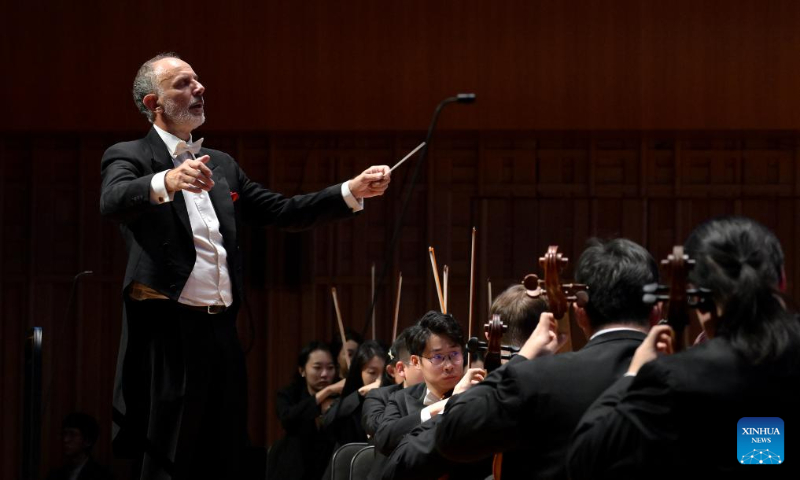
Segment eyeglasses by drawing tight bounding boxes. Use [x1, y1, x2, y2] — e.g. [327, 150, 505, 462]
[421, 350, 463, 367]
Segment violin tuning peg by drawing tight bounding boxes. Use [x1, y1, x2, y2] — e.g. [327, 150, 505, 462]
[523, 274, 544, 298]
[643, 283, 659, 293]
[575, 290, 589, 307]
[642, 293, 657, 305]
[522, 274, 539, 290]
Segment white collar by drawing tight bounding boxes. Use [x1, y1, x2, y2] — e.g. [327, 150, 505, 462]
[153, 124, 194, 158]
[589, 327, 644, 341]
[423, 387, 443, 406]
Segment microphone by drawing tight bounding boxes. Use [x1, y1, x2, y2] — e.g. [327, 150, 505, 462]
[362, 94, 476, 336]
[456, 93, 476, 103]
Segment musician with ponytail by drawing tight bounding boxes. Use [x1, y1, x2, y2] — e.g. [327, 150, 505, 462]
[568, 216, 800, 479]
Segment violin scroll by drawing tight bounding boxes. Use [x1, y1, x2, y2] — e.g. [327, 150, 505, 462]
[641, 245, 715, 352]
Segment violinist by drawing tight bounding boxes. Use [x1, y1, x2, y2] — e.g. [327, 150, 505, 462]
[332, 328, 363, 380]
[434, 238, 656, 479]
[362, 327, 425, 480]
[323, 339, 386, 449]
[373, 312, 484, 458]
[493, 284, 550, 351]
[363, 327, 425, 438]
[267, 341, 342, 480]
[568, 217, 800, 479]
[380, 284, 552, 480]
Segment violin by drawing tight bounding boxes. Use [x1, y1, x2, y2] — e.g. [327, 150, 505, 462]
[642, 245, 714, 352]
[469, 314, 513, 480]
[466, 314, 521, 372]
[519, 246, 588, 351]
[530, 245, 588, 319]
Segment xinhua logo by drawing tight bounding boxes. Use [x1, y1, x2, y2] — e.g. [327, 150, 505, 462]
[738, 417, 784, 465]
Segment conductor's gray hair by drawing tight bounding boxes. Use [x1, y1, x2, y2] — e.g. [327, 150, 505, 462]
[132, 52, 181, 123]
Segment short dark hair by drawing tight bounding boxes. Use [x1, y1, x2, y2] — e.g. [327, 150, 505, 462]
[407, 311, 465, 356]
[390, 326, 418, 364]
[491, 284, 549, 347]
[685, 216, 800, 363]
[132, 52, 181, 122]
[62, 412, 99, 450]
[575, 238, 659, 329]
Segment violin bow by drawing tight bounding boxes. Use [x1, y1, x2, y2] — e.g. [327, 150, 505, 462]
[331, 287, 350, 368]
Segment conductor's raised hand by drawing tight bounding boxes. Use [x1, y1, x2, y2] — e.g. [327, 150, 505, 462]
[348, 165, 391, 199]
[165, 155, 214, 193]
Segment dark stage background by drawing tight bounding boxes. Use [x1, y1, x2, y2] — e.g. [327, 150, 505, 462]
[3, 1, 800, 478]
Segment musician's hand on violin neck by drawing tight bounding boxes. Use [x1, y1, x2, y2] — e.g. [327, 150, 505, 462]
[627, 324, 674, 375]
[453, 368, 487, 395]
[519, 312, 568, 360]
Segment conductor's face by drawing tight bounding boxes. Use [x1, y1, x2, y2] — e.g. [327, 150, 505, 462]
[148, 57, 206, 137]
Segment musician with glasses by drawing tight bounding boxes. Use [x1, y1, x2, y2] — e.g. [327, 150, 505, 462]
[372, 311, 485, 459]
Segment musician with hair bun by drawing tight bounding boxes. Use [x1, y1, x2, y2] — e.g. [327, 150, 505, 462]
[568, 216, 800, 479]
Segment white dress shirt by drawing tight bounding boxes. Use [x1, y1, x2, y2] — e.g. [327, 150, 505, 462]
[420, 387, 447, 422]
[148, 125, 363, 307]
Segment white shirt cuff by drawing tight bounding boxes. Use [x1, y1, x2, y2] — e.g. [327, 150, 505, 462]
[150, 170, 175, 204]
[420, 406, 433, 423]
[623, 372, 637, 377]
[341, 181, 364, 212]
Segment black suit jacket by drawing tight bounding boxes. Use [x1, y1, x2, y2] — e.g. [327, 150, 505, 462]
[45, 457, 114, 480]
[373, 382, 427, 456]
[381, 356, 528, 480]
[362, 383, 404, 437]
[267, 381, 334, 480]
[361, 383, 405, 480]
[323, 388, 369, 448]
[436, 330, 647, 480]
[100, 127, 356, 301]
[568, 337, 800, 480]
[382, 415, 492, 480]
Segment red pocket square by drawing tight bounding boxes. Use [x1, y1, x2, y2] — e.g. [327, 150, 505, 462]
[230, 191, 239, 202]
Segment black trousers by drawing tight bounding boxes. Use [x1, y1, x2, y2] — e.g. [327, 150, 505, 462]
[112, 298, 247, 480]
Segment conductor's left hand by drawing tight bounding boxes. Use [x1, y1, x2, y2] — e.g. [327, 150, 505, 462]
[349, 165, 391, 199]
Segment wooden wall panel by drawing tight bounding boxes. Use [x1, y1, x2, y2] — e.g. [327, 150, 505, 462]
[5, 1, 800, 132]
[3, 129, 800, 479]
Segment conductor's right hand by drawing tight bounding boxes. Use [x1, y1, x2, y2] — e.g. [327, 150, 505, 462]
[165, 155, 214, 193]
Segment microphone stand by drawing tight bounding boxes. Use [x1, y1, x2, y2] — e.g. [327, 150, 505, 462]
[362, 94, 475, 337]
[23, 327, 42, 480]
[24, 270, 92, 480]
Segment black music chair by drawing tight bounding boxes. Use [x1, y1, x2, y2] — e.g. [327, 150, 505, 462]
[330, 442, 368, 480]
[349, 445, 375, 480]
